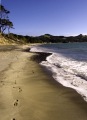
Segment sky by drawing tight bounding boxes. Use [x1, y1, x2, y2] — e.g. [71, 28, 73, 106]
[1, 0, 87, 36]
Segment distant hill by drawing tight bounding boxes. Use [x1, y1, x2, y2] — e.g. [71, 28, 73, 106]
[1, 33, 87, 44]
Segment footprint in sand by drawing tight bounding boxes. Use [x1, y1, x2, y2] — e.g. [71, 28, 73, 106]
[1, 81, 4, 85]
[14, 99, 19, 106]
[18, 87, 22, 92]
[13, 86, 22, 92]
[11, 118, 16, 120]
[15, 80, 16, 84]
[32, 70, 34, 74]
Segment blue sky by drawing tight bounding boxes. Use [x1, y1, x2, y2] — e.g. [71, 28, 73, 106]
[1, 0, 87, 36]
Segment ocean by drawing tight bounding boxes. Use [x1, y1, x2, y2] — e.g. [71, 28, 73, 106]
[30, 42, 87, 102]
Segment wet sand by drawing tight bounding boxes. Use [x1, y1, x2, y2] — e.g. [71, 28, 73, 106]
[0, 45, 87, 120]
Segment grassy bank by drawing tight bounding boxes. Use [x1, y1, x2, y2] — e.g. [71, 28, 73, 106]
[0, 34, 26, 45]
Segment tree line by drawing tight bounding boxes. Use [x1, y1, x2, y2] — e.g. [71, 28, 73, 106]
[4, 33, 87, 43]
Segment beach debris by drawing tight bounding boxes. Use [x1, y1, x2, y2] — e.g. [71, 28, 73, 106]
[14, 99, 19, 106]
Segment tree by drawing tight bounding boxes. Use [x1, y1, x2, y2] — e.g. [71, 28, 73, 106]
[0, 4, 13, 34]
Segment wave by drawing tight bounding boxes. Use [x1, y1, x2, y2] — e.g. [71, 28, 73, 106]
[30, 45, 87, 102]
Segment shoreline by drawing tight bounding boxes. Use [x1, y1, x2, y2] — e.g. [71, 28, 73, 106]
[0, 45, 87, 120]
[30, 51, 87, 120]
[29, 46, 87, 102]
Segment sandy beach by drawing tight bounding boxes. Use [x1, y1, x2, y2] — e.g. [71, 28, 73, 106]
[0, 45, 87, 120]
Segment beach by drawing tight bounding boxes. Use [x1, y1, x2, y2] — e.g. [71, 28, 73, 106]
[0, 45, 87, 120]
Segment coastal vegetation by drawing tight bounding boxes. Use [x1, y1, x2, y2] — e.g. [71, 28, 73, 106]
[2, 33, 87, 44]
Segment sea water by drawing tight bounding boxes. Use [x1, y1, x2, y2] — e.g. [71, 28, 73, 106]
[30, 42, 87, 101]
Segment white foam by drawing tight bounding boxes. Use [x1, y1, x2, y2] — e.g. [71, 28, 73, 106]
[30, 46, 52, 53]
[30, 45, 87, 102]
